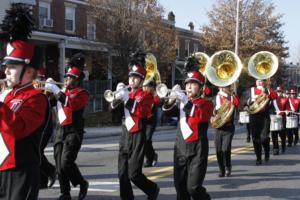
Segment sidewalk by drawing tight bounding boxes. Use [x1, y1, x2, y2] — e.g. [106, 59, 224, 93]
[84, 125, 177, 139]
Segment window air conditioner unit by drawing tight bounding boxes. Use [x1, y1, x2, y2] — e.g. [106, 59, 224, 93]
[40, 18, 53, 28]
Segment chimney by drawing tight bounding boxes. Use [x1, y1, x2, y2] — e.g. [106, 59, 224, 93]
[188, 22, 194, 31]
[168, 11, 175, 22]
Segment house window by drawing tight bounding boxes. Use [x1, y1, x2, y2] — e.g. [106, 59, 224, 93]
[176, 38, 180, 57]
[185, 40, 190, 57]
[87, 18, 96, 40]
[193, 43, 198, 53]
[65, 6, 75, 32]
[39, 2, 50, 19]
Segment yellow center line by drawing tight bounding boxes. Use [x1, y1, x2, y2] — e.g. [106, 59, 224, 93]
[146, 145, 253, 180]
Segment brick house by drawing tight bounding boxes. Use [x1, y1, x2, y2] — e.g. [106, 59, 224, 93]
[0, 0, 113, 113]
[166, 12, 203, 87]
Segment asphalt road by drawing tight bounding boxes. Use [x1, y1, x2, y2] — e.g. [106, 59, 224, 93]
[39, 125, 300, 200]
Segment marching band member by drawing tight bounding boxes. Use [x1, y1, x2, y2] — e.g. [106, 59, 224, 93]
[142, 53, 160, 168]
[248, 79, 277, 165]
[34, 68, 57, 189]
[271, 86, 287, 155]
[163, 56, 213, 200]
[143, 80, 159, 168]
[0, 4, 49, 199]
[213, 86, 240, 177]
[113, 51, 159, 200]
[286, 89, 300, 146]
[45, 53, 89, 200]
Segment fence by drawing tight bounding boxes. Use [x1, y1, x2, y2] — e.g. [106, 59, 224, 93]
[83, 80, 111, 114]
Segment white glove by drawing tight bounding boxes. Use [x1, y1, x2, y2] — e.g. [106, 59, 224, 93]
[116, 82, 126, 91]
[45, 83, 60, 95]
[115, 88, 129, 102]
[175, 91, 188, 105]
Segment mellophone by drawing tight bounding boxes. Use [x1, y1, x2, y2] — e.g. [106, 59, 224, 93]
[239, 110, 299, 130]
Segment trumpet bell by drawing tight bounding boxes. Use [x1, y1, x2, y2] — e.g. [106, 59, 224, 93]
[248, 51, 278, 80]
[104, 90, 114, 102]
[156, 83, 169, 98]
[156, 83, 182, 99]
[206, 50, 242, 87]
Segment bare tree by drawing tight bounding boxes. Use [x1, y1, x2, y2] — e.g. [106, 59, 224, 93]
[201, 0, 289, 91]
[87, 0, 176, 81]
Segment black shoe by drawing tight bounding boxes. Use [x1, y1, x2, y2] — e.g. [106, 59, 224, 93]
[273, 149, 279, 155]
[218, 169, 225, 177]
[48, 170, 57, 188]
[256, 160, 262, 166]
[78, 180, 89, 200]
[225, 166, 231, 177]
[152, 153, 158, 167]
[148, 185, 160, 200]
[282, 146, 286, 153]
[294, 141, 298, 146]
[265, 151, 270, 162]
[265, 155, 269, 162]
[144, 160, 153, 168]
[246, 136, 251, 143]
[58, 194, 71, 200]
[287, 143, 292, 147]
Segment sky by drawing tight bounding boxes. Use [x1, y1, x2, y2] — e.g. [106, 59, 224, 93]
[159, 0, 300, 63]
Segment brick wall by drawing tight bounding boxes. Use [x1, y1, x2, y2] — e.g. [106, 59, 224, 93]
[36, 0, 87, 37]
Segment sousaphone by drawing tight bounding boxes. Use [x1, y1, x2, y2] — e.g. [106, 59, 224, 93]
[207, 50, 243, 128]
[247, 51, 278, 114]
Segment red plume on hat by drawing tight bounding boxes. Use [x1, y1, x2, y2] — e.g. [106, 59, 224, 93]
[0, 3, 42, 69]
[128, 50, 146, 79]
[184, 55, 205, 84]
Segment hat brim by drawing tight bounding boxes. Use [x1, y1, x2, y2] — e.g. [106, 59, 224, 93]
[64, 73, 78, 78]
[129, 72, 144, 79]
[1, 59, 24, 66]
[185, 78, 203, 85]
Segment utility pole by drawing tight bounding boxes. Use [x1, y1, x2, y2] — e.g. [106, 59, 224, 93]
[234, 0, 241, 94]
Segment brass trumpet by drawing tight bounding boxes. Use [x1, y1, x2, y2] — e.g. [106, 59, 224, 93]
[156, 83, 185, 99]
[33, 79, 65, 86]
[32, 78, 65, 93]
[104, 84, 130, 103]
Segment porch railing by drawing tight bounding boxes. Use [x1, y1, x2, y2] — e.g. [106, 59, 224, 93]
[83, 80, 112, 113]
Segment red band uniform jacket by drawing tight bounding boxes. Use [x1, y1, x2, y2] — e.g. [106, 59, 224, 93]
[272, 96, 288, 117]
[163, 97, 213, 157]
[124, 88, 153, 133]
[55, 87, 89, 143]
[286, 96, 300, 115]
[0, 84, 48, 171]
